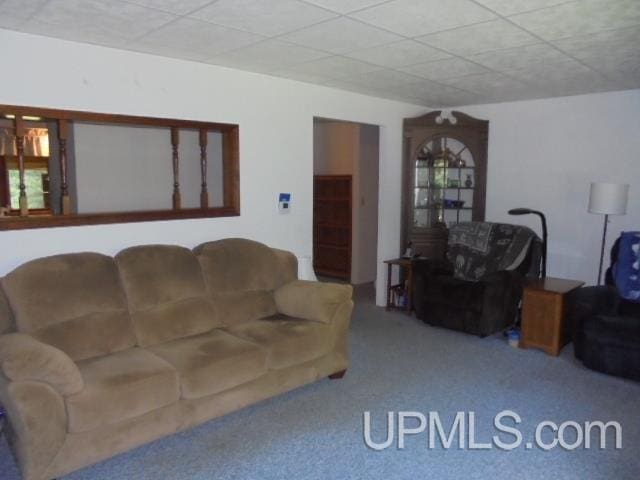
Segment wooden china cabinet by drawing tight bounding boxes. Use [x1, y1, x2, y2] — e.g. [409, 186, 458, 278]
[402, 111, 488, 258]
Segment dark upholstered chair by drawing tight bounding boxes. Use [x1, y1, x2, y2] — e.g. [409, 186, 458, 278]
[572, 237, 640, 381]
[412, 222, 541, 337]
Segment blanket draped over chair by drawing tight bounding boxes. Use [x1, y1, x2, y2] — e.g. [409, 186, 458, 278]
[448, 222, 540, 282]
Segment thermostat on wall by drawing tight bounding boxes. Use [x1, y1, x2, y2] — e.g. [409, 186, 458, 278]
[278, 193, 291, 214]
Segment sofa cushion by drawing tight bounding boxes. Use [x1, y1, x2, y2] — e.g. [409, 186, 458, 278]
[194, 239, 297, 293]
[66, 348, 179, 433]
[194, 239, 297, 327]
[212, 291, 277, 328]
[1, 253, 136, 361]
[116, 245, 221, 347]
[226, 315, 334, 369]
[148, 330, 267, 399]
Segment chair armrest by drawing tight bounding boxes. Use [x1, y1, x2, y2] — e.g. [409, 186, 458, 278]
[479, 269, 524, 288]
[479, 270, 525, 335]
[0, 333, 83, 396]
[412, 257, 454, 278]
[274, 280, 353, 324]
[574, 286, 618, 318]
[411, 258, 454, 320]
[571, 286, 620, 359]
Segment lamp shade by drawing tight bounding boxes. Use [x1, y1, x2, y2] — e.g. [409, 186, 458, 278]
[588, 182, 629, 215]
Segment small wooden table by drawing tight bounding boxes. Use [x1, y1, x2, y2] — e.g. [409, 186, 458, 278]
[521, 277, 584, 356]
[384, 258, 413, 312]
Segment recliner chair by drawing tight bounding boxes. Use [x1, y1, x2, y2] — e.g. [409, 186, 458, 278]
[412, 222, 541, 337]
[572, 236, 640, 381]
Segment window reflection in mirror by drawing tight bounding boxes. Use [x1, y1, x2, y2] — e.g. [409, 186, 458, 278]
[0, 121, 52, 213]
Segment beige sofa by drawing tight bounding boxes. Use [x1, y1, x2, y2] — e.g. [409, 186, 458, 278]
[0, 238, 353, 480]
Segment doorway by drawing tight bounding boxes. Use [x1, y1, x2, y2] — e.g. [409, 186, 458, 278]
[312, 118, 380, 287]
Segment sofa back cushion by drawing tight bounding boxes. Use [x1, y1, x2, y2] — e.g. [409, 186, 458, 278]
[116, 245, 220, 347]
[0, 285, 14, 335]
[1, 253, 136, 361]
[193, 239, 297, 326]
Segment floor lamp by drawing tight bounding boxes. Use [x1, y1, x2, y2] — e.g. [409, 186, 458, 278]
[588, 182, 629, 285]
[508, 208, 547, 278]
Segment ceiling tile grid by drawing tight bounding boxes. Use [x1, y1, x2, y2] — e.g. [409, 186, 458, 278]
[0, 0, 638, 106]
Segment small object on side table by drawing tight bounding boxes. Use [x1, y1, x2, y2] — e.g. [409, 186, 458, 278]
[520, 277, 584, 356]
[385, 257, 414, 313]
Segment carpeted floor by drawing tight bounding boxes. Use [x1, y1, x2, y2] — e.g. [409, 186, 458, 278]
[1, 284, 639, 479]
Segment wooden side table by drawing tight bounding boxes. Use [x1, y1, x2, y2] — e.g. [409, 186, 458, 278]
[384, 258, 413, 312]
[520, 277, 584, 356]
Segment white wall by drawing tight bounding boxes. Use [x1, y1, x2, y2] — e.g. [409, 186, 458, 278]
[460, 90, 640, 285]
[1, 30, 637, 306]
[357, 125, 380, 285]
[0, 29, 424, 306]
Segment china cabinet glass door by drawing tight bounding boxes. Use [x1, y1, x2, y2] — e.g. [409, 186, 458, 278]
[413, 135, 475, 229]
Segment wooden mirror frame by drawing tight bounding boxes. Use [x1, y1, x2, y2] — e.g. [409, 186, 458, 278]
[0, 104, 239, 231]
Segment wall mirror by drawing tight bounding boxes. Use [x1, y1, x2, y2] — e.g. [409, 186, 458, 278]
[0, 105, 239, 230]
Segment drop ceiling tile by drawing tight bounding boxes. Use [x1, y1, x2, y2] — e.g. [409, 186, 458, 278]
[470, 43, 569, 72]
[400, 57, 489, 80]
[507, 57, 601, 82]
[189, 0, 337, 36]
[269, 68, 334, 84]
[18, 18, 131, 48]
[503, 56, 620, 96]
[350, 0, 496, 37]
[126, 42, 212, 62]
[510, 0, 640, 41]
[0, 14, 25, 29]
[0, 0, 48, 19]
[553, 27, 640, 76]
[280, 17, 402, 54]
[472, 0, 573, 16]
[207, 40, 328, 72]
[285, 56, 382, 79]
[409, 89, 482, 107]
[30, 0, 176, 41]
[444, 72, 542, 98]
[517, 65, 614, 97]
[416, 19, 538, 57]
[132, 17, 264, 58]
[344, 40, 451, 68]
[303, 0, 391, 14]
[126, 0, 213, 15]
[340, 69, 423, 89]
[320, 78, 388, 96]
[399, 80, 469, 98]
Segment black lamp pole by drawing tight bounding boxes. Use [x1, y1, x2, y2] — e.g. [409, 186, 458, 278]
[508, 208, 547, 278]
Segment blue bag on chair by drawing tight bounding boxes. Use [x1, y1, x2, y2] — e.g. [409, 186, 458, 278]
[613, 231, 640, 302]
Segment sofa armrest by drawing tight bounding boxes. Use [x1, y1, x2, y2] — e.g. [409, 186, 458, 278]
[0, 333, 83, 396]
[274, 280, 353, 324]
